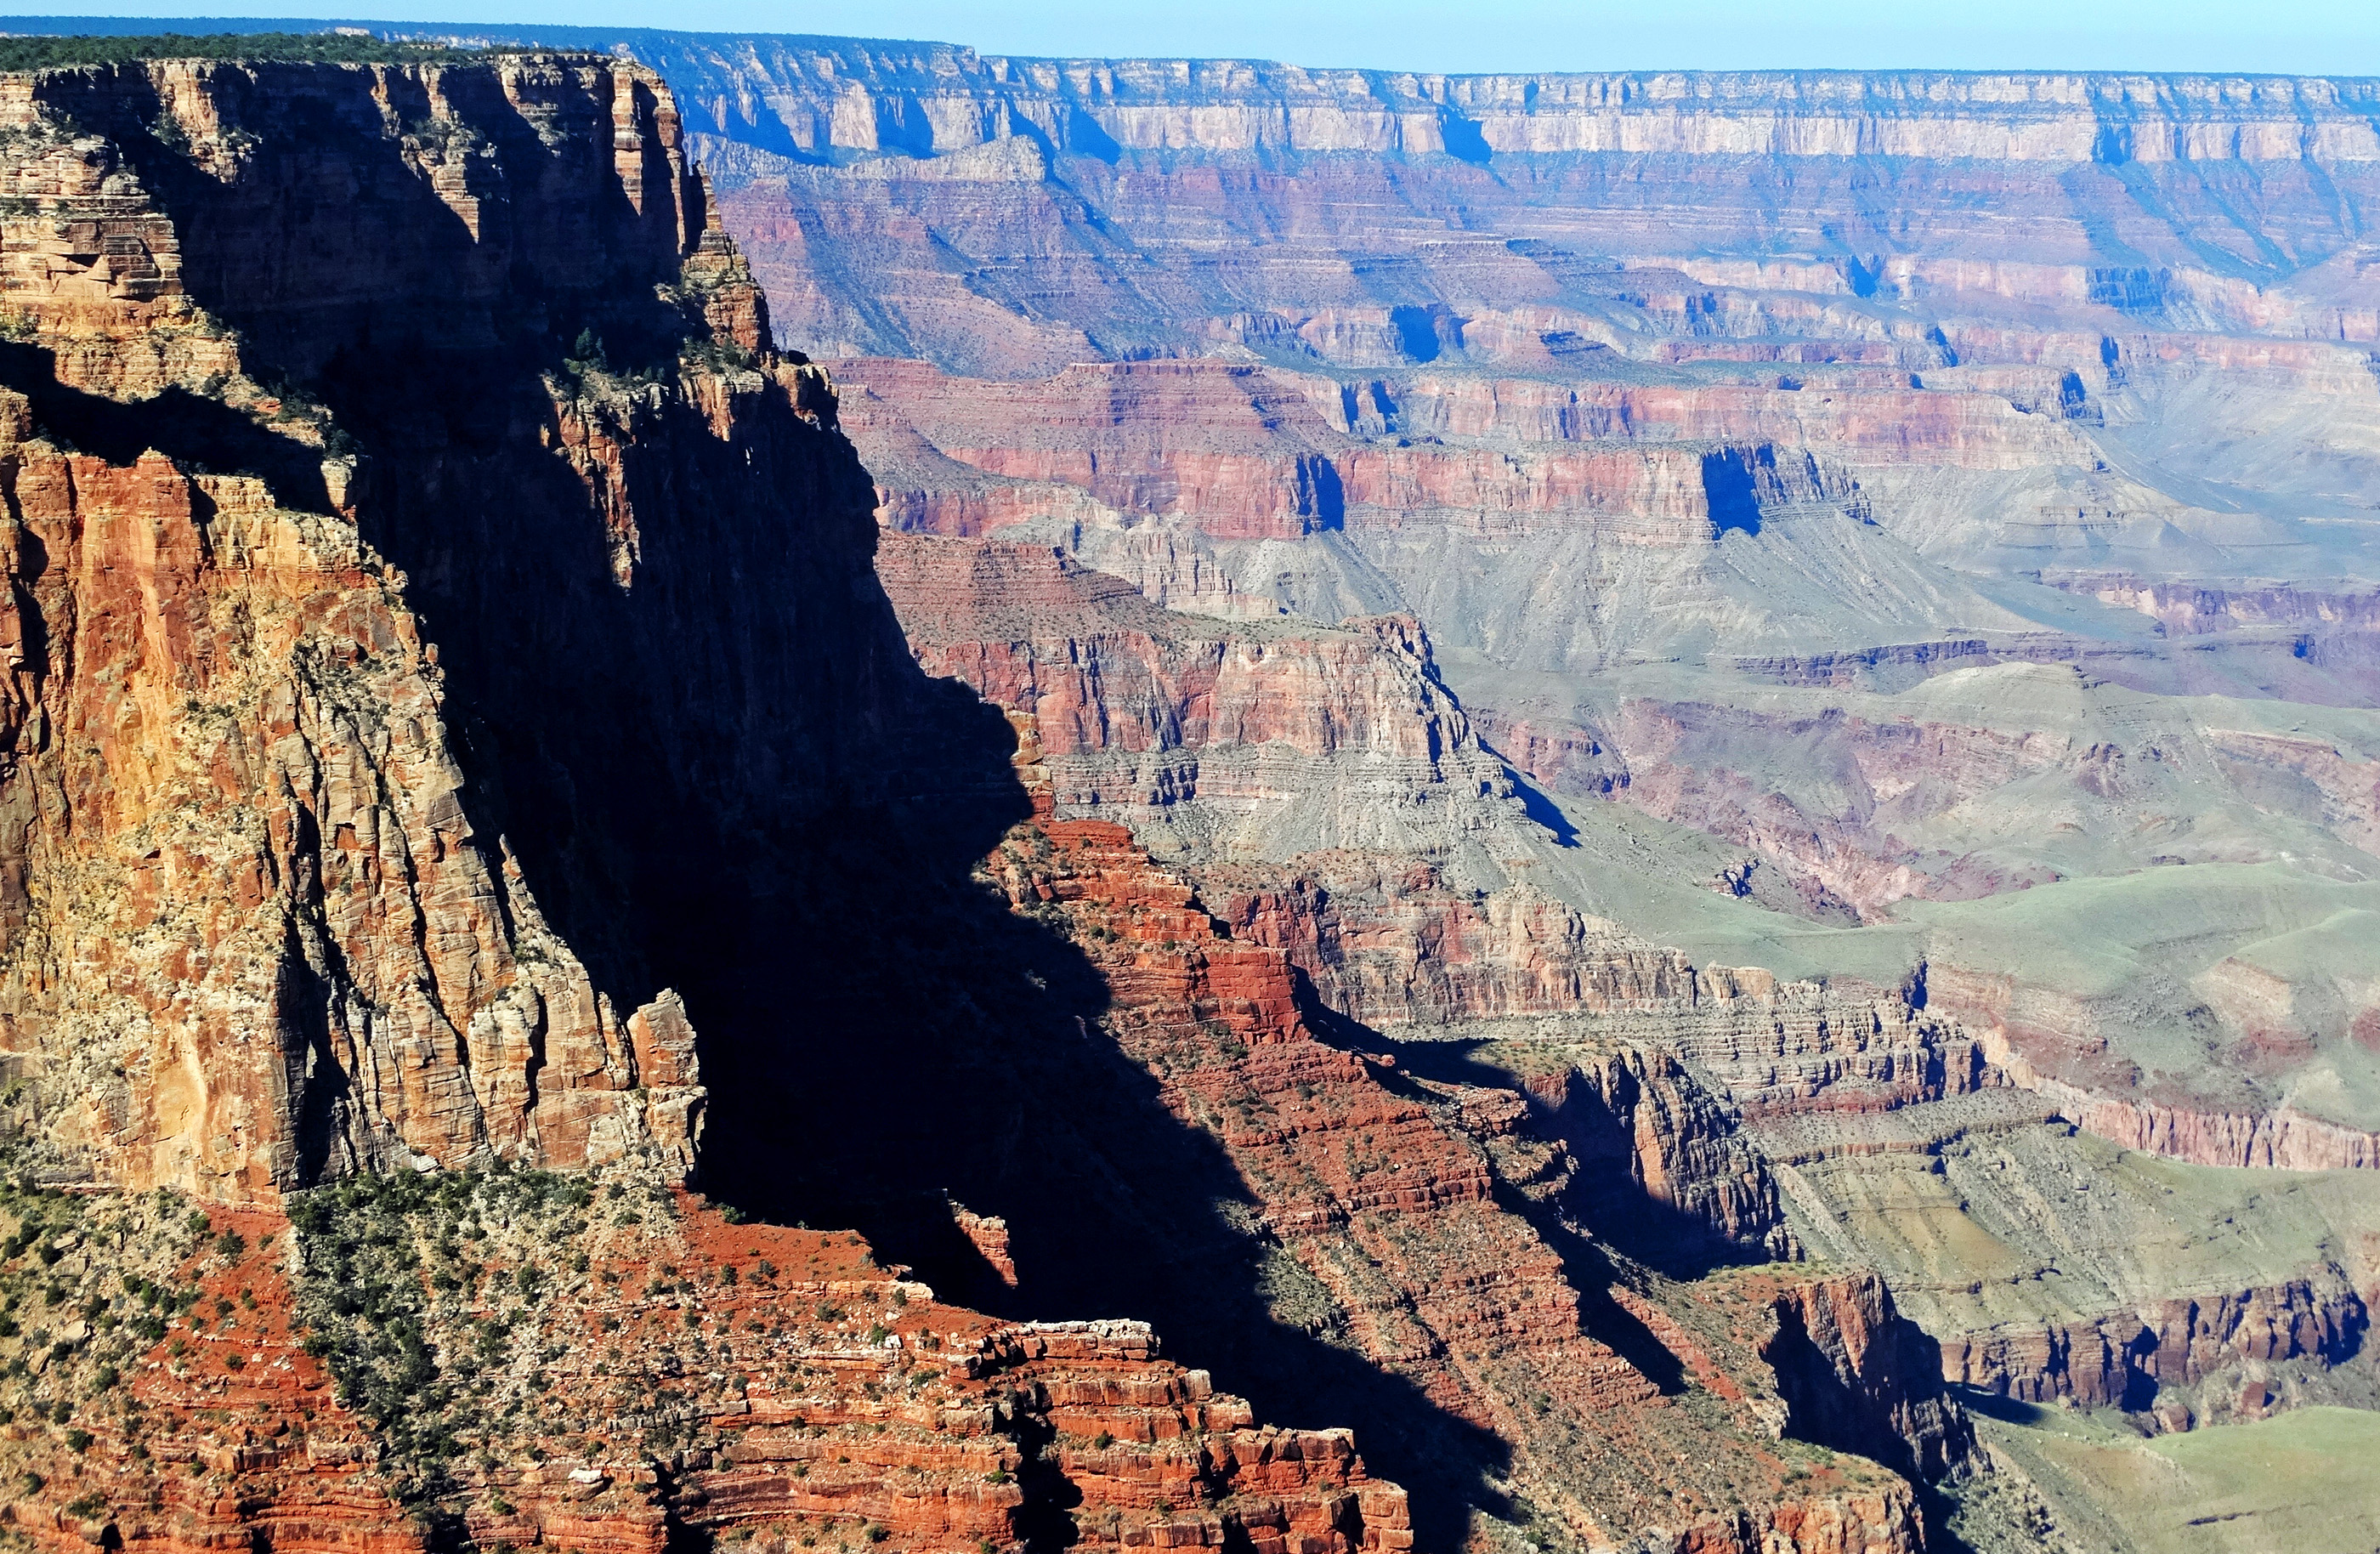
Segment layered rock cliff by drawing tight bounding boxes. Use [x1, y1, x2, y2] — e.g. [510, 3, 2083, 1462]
[644, 35, 2380, 1186]
[970, 749, 1961, 1551]
[1938, 1273, 2372, 1422]
[0, 1177, 1413, 1554]
[0, 54, 745, 1201]
[0, 45, 2010, 1554]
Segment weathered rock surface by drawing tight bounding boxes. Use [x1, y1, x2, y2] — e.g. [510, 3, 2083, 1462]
[0, 45, 1986, 1554]
[1939, 1274, 2371, 1421]
[974, 746, 1949, 1551]
[877, 532, 1522, 863]
[0, 1181, 1413, 1554]
[1761, 1270, 1978, 1483]
[0, 55, 738, 1201]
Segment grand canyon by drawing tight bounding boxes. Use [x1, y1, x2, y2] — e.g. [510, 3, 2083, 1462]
[0, 20, 2375, 1554]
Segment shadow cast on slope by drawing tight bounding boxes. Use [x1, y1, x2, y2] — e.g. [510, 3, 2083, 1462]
[1473, 747, 1579, 847]
[1352, 1027, 1776, 1281]
[0, 341, 332, 510]
[96, 68, 1506, 1551]
[1368, 1029, 1983, 1548]
[1289, 1001, 1702, 1389]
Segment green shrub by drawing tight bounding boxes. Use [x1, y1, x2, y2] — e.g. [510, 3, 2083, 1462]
[0, 32, 505, 71]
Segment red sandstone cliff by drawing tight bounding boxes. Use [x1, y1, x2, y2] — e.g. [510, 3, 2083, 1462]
[0, 50, 1426, 1554]
[0, 46, 2051, 1554]
[970, 723, 1952, 1553]
[0, 56, 740, 1201]
[0, 1187, 1411, 1554]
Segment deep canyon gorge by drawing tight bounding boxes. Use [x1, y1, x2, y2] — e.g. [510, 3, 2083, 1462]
[0, 23, 2375, 1554]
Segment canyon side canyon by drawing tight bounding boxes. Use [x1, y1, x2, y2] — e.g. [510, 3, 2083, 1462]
[0, 24, 2377, 1554]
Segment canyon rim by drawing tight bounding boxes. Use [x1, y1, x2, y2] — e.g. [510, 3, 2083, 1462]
[0, 19, 2375, 1554]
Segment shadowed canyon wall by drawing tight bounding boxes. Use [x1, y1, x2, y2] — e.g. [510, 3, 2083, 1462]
[3, 22, 2378, 1554]
[598, 35, 2380, 1535]
[0, 45, 2003, 1554]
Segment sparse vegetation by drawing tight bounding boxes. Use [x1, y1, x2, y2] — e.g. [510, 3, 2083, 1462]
[0, 32, 520, 71]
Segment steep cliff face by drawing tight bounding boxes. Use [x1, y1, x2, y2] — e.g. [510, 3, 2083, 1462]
[0, 56, 757, 1201]
[631, 43, 2380, 167]
[969, 752, 1950, 1554]
[1516, 1046, 1793, 1262]
[1760, 1272, 1977, 1483]
[1939, 1274, 2372, 1421]
[0, 50, 1438, 1554]
[876, 532, 1522, 863]
[0, 48, 1999, 1554]
[0, 411, 705, 1200]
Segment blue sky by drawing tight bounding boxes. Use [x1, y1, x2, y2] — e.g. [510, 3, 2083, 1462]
[22, 0, 2380, 74]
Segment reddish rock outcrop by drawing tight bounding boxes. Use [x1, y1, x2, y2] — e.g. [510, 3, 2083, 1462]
[0, 1188, 1411, 1554]
[2022, 1080, 2380, 1173]
[1940, 1275, 2371, 1421]
[843, 360, 1356, 542]
[837, 359, 1890, 553]
[0, 1200, 416, 1554]
[1759, 1272, 1977, 1483]
[0, 405, 704, 1201]
[973, 726, 1946, 1552]
[982, 774, 1665, 1432]
[0, 55, 749, 1200]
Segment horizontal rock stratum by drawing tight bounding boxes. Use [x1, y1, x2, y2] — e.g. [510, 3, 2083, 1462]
[0, 26, 2377, 1554]
[0, 42, 2002, 1554]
